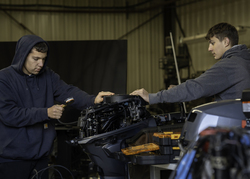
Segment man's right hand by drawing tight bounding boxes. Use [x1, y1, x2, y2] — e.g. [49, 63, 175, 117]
[47, 105, 64, 119]
[168, 85, 176, 89]
[130, 88, 149, 103]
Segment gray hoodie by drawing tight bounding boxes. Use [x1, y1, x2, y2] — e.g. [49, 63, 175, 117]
[149, 44, 250, 104]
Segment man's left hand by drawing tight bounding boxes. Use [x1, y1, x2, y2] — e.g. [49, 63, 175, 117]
[94, 91, 114, 104]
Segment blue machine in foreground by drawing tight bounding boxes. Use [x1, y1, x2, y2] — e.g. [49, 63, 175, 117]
[181, 99, 245, 145]
[173, 89, 250, 179]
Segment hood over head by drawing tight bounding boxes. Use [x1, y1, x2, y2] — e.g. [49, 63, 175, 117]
[222, 44, 250, 60]
[11, 35, 50, 75]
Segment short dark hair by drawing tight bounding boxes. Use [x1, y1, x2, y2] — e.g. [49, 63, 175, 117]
[33, 42, 48, 53]
[205, 22, 239, 46]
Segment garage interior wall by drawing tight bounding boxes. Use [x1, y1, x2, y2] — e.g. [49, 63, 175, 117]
[1, 0, 250, 96]
[0, 0, 165, 95]
[175, 0, 250, 80]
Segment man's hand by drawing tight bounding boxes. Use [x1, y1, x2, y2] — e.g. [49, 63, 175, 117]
[168, 85, 176, 90]
[130, 88, 149, 103]
[94, 91, 114, 104]
[47, 105, 64, 119]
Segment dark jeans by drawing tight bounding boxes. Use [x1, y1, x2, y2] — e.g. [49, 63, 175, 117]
[0, 158, 48, 179]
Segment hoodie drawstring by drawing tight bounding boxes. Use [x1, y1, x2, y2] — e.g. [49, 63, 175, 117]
[35, 76, 40, 91]
[24, 75, 40, 91]
[25, 76, 28, 91]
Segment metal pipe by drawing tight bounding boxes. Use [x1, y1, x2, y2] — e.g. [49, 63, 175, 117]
[180, 26, 247, 44]
[170, 32, 187, 114]
[0, 0, 178, 14]
[0, 7, 35, 35]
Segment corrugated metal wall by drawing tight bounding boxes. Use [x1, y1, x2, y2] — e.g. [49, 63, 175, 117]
[1, 0, 248, 96]
[175, 0, 250, 78]
[0, 0, 165, 95]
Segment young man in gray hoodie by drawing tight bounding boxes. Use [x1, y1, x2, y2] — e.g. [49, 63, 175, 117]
[131, 22, 250, 104]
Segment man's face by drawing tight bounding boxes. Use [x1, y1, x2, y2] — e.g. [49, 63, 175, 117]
[208, 36, 229, 60]
[23, 48, 47, 75]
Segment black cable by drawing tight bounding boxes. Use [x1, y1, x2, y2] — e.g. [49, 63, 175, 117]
[57, 118, 78, 125]
[47, 168, 63, 179]
[56, 104, 92, 126]
[0, 1, 153, 10]
[120, 104, 127, 122]
[31, 165, 75, 179]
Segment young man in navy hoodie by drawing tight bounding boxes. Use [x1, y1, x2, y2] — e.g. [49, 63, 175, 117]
[0, 35, 113, 179]
[131, 22, 250, 104]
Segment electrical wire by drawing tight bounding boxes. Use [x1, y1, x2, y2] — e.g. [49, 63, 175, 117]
[57, 118, 78, 125]
[31, 164, 75, 179]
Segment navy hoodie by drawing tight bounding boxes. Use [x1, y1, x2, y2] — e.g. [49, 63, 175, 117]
[149, 44, 250, 103]
[0, 35, 95, 162]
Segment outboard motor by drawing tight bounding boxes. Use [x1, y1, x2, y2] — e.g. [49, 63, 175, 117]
[70, 95, 157, 179]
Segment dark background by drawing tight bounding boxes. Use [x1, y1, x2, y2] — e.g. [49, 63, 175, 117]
[0, 40, 127, 95]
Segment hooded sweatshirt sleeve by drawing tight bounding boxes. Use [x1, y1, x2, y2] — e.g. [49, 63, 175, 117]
[149, 44, 250, 104]
[48, 68, 96, 110]
[149, 62, 228, 103]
